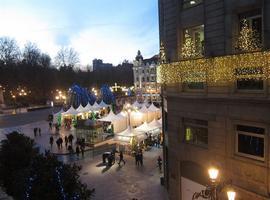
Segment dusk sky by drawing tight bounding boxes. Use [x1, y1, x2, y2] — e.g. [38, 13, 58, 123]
[0, 0, 159, 66]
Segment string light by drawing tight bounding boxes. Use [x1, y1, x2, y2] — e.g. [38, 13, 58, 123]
[235, 19, 262, 52]
[157, 51, 270, 84]
[181, 30, 199, 59]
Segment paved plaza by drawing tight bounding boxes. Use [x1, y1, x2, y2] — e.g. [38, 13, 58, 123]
[0, 110, 168, 200]
[78, 148, 168, 200]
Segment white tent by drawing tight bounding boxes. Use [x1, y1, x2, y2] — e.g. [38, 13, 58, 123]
[53, 109, 64, 124]
[62, 106, 78, 116]
[114, 126, 147, 143]
[135, 122, 153, 133]
[76, 104, 85, 114]
[91, 102, 102, 111]
[98, 111, 127, 133]
[148, 119, 162, 129]
[132, 100, 143, 109]
[158, 118, 162, 125]
[83, 102, 93, 112]
[130, 110, 144, 127]
[147, 103, 161, 121]
[99, 100, 110, 108]
[139, 105, 149, 123]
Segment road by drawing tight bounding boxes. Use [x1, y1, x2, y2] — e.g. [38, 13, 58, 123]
[0, 107, 60, 128]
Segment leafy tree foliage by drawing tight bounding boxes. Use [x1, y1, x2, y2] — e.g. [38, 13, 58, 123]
[0, 132, 93, 200]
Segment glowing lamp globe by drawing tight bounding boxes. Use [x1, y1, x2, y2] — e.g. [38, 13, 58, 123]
[227, 190, 236, 200]
[208, 168, 219, 181]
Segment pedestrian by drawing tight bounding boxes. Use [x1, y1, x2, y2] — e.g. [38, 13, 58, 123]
[157, 156, 162, 172]
[64, 136, 68, 148]
[68, 145, 73, 154]
[38, 128, 41, 136]
[135, 152, 139, 166]
[34, 128, 37, 137]
[59, 137, 63, 149]
[80, 145, 85, 157]
[138, 151, 143, 166]
[49, 136, 54, 148]
[118, 151, 126, 166]
[49, 122, 52, 130]
[68, 134, 74, 145]
[76, 146, 80, 157]
[56, 139, 60, 150]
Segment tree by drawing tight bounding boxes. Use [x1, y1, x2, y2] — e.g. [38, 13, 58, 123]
[0, 132, 39, 195]
[0, 37, 20, 65]
[181, 30, 197, 59]
[0, 132, 93, 200]
[39, 53, 51, 68]
[235, 19, 262, 52]
[22, 42, 41, 66]
[55, 47, 80, 68]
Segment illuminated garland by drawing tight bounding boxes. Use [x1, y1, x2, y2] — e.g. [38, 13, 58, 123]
[181, 30, 198, 59]
[157, 51, 270, 84]
[235, 19, 262, 52]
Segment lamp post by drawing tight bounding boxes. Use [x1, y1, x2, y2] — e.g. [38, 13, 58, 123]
[192, 167, 236, 200]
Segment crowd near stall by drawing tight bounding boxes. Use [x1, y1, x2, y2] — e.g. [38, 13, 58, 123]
[52, 99, 162, 154]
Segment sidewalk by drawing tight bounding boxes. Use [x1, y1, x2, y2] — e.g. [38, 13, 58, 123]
[77, 147, 168, 200]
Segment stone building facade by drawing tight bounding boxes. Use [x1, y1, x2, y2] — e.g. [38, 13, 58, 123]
[159, 0, 270, 199]
[133, 51, 161, 102]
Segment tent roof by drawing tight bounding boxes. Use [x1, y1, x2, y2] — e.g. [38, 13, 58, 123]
[62, 106, 78, 115]
[99, 100, 110, 108]
[98, 111, 120, 122]
[91, 102, 102, 111]
[132, 100, 143, 109]
[83, 102, 93, 112]
[76, 104, 85, 113]
[135, 122, 153, 132]
[54, 108, 64, 116]
[148, 119, 162, 129]
[114, 126, 147, 142]
[139, 105, 149, 113]
[148, 103, 160, 112]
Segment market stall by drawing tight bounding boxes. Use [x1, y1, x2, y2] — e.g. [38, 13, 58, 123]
[98, 111, 127, 133]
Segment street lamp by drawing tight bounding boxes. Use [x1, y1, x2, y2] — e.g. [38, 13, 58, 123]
[192, 167, 235, 200]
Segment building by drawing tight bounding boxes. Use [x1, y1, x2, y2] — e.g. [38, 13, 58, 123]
[92, 59, 113, 71]
[133, 50, 161, 102]
[159, 0, 270, 199]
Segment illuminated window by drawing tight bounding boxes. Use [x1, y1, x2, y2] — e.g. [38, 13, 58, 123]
[183, 25, 204, 58]
[183, 0, 202, 9]
[236, 125, 265, 161]
[235, 67, 264, 90]
[183, 118, 208, 147]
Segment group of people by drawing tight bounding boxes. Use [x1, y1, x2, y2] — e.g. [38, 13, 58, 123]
[134, 150, 143, 166]
[33, 127, 42, 137]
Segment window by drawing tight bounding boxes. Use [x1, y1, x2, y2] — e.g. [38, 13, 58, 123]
[183, 118, 208, 147]
[147, 77, 150, 82]
[235, 67, 264, 90]
[183, 0, 202, 9]
[142, 77, 145, 82]
[183, 25, 204, 58]
[185, 82, 204, 90]
[142, 70, 145, 74]
[151, 76, 155, 81]
[236, 10, 262, 52]
[136, 77, 139, 82]
[236, 124, 265, 161]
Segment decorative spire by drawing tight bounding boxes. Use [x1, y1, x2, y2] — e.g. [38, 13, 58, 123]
[135, 50, 143, 61]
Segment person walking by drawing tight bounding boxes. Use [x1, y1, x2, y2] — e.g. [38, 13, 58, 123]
[118, 151, 126, 166]
[157, 156, 162, 172]
[80, 145, 85, 157]
[59, 137, 63, 149]
[76, 146, 80, 157]
[135, 152, 139, 166]
[38, 128, 41, 136]
[64, 136, 68, 148]
[33, 128, 37, 137]
[56, 139, 60, 150]
[49, 122, 52, 130]
[68, 134, 74, 145]
[49, 136, 54, 148]
[138, 151, 143, 166]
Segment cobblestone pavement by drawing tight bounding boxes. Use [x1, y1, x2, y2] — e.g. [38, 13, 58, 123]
[77, 148, 168, 200]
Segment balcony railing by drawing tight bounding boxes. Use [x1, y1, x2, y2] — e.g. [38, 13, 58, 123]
[157, 51, 270, 85]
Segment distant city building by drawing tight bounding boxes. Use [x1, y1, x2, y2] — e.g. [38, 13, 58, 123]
[92, 59, 113, 71]
[133, 50, 160, 102]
